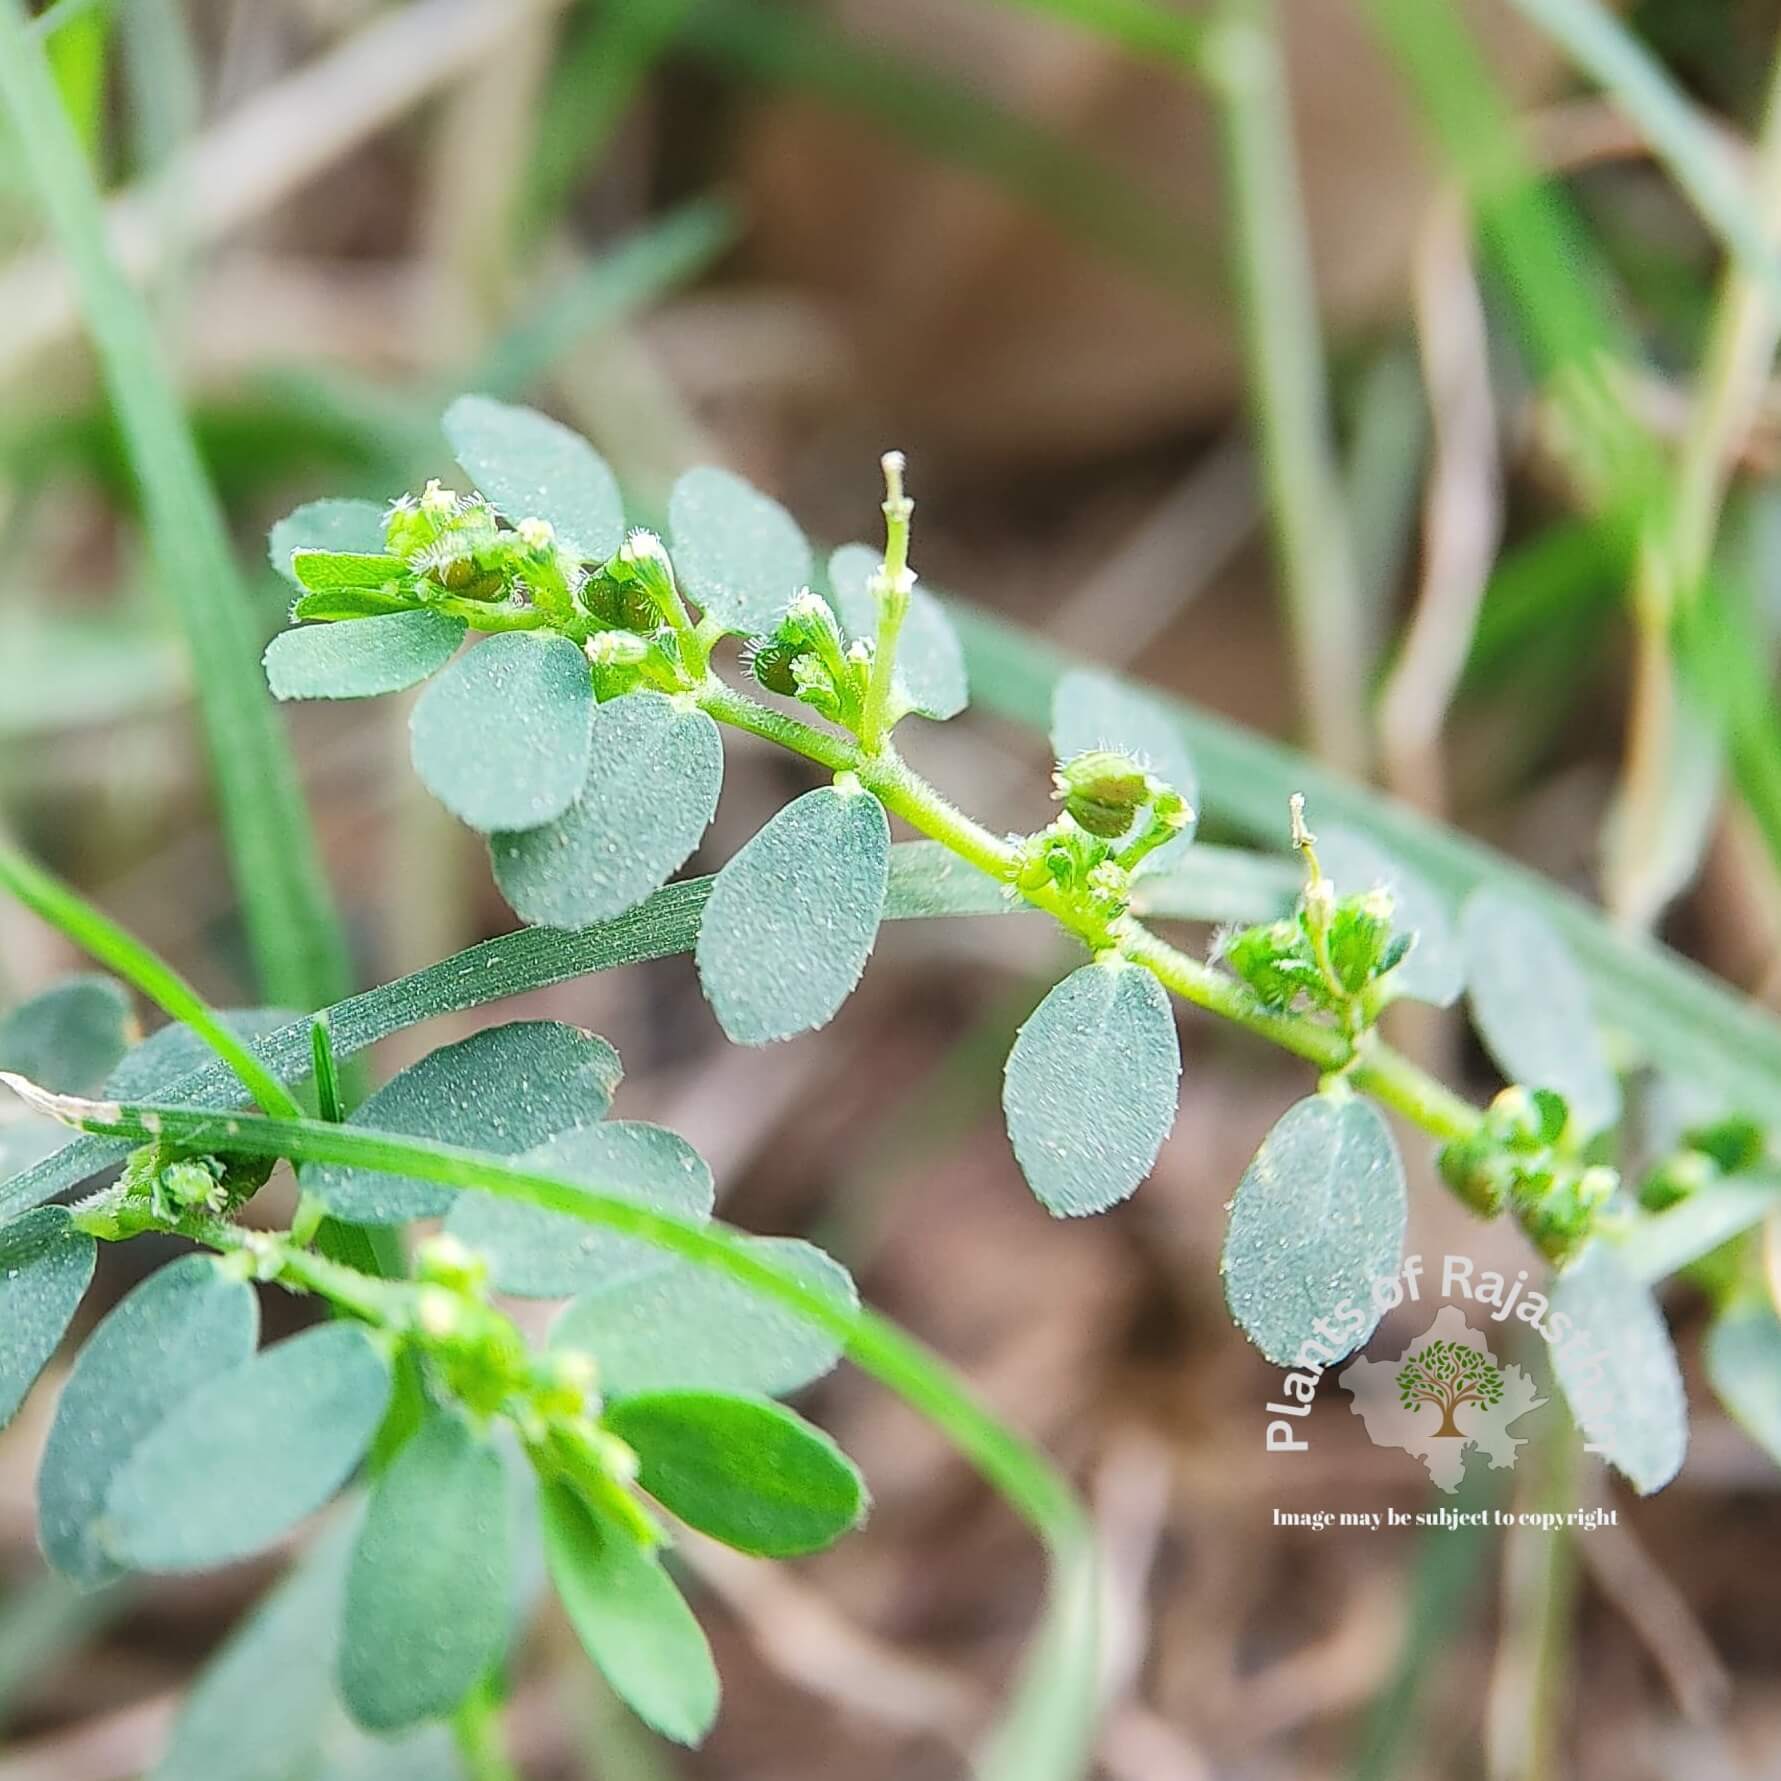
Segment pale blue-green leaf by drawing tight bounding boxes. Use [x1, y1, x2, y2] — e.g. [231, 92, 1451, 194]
[411, 633, 594, 832]
[0, 1207, 95, 1430]
[265, 611, 465, 702]
[316, 1726, 464, 1781]
[1705, 1298, 1781, 1470]
[696, 786, 889, 1044]
[269, 500, 387, 584]
[668, 465, 812, 637]
[553, 1235, 855, 1399]
[539, 1482, 718, 1746]
[1460, 889, 1621, 1136]
[1616, 1177, 1779, 1284]
[340, 1409, 510, 1731]
[290, 551, 408, 594]
[491, 692, 722, 928]
[150, 1513, 360, 1781]
[1221, 1095, 1406, 1368]
[311, 1021, 621, 1226]
[446, 1121, 714, 1298]
[443, 395, 623, 563]
[1314, 825, 1463, 1007]
[0, 975, 130, 1094]
[1050, 666, 1199, 864]
[41, 1256, 260, 1586]
[605, 1390, 867, 1558]
[828, 542, 968, 720]
[1550, 1244, 1687, 1493]
[106, 1009, 298, 1103]
[103, 1323, 392, 1572]
[1002, 960, 1180, 1216]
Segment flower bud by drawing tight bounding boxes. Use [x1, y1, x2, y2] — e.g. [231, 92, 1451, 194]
[586, 631, 650, 668]
[1638, 1147, 1715, 1212]
[1327, 887, 1398, 995]
[747, 637, 807, 696]
[1053, 750, 1149, 838]
[1683, 1114, 1765, 1176]
[1436, 1132, 1512, 1218]
[417, 1232, 488, 1297]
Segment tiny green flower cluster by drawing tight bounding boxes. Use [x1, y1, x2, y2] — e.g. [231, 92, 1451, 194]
[744, 590, 873, 727]
[1637, 1114, 1766, 1212]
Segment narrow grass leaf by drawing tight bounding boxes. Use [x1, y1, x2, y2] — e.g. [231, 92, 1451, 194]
[1549, 1244, 1686, 1493]
[269, 500, 387, 582]
[1460, 889, 1621, 1136]
[539, 1481, 718, 1746]
[340, 1410, 509, 1731]
[103, 1323, 392, 1572]
[1051, 666, 1198, 862]
[265, 611, 465, 702]
[1222, 1095, 1406, 1368]
[828, 542, 968, 720]
[1315, 826, 1463, 1007]
[553, 1236, 855, 1399]
[1002, 959, 1179, 1216]
[1704, 1299, 1781, 1470]
[696, 785, 889, 1043]
[491, 691, 722, 927]
[0, 1208, 95, 1431]
[668, 465, 812, 637]
[40, 1255, 259, 1586]
[0, 975, 129, 1093]
[605, 1390, 867, 1558]
[448, 1121, 714, 1298]
[443, 395, 624, 563]
[312, 1021, 621, 1225]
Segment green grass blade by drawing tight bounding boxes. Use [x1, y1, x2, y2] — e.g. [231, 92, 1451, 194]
[979, 0, 1207, 73]
[0, 0, 351, 1010]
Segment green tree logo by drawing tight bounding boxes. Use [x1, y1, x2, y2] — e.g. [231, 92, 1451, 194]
[1394, 1338, 1505, 1437]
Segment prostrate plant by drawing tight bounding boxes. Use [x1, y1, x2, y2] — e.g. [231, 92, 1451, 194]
[0, 396, 1770, 1773]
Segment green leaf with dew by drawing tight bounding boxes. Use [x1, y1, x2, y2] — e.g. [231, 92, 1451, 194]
[1221, 1094, 1406, 1368]
[410, 633, 595, 833]
[446, 1121, 714, 1298]
[605, 1390, 867, 1558]
[553, 1235, 855, 1399]
[103, 1323, 392, 1572]
[668, 465, 812, 637]
[340, 1409, 510, 1731]
[539, 1481, 718, 1747]
[1460, 889, 1621, 1137]
[269, 500, 387, 583]
[106, 1008, 298, 1102]
[40, 1255, 260, 1586]
[828, 542, 968, 720]
[1549, 1243, 1686, 1494]
[0, 1207, 95, 1432]
[696, 784, 889, 1044]
[443, 395, 624, 563]
[311, 1020, 621, 1225]
[491, 691, 722, 928]
[1002, 959, 1180, 1216]
[0, 975, 130, 1094]
[265, 611, 465, 702]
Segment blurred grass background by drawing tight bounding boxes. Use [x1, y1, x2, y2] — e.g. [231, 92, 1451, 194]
[5, 0, 1781, 1777]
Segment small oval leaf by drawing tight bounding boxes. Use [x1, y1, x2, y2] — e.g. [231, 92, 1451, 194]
[0, 1207, 96, 1431]
[103, 1323, 393, 1572]
[1549, 1244, 1686, 1493]
[553, 1236, 855, 1399]
[410, 633, 594, 832]
[312, 1021, 622, 1226]
[1705, 1298, 1781, 1470]
[269, 500, 388, 583]
[106, 1008, 298, 1102]
[340, 1409, 510, 1731]
[443, 395, 624, 563]
[668, 465, 812, 637]
[40, 1255, 260, 1586]
[540, 1481, 718, 1746]
[1460, 890, 1621, 1137]
[1002, 960, 1180, 1216]
[1050, 667, 1199, 863]
[1314, 826, 1463, 1008]
[605, 1391, 867, 1558]
[696, 785, 889, 1044]
[0, 975, 131, 1094]
[491, 692, 722, 928]
[828, 543, 968, 721]
[1222, 1095, 1407, 1367]
[447, 1122, 715, 1298]
[265, 611, 465, 702]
